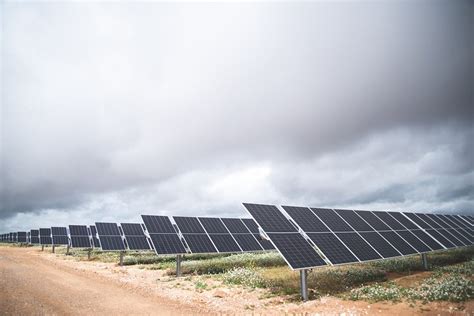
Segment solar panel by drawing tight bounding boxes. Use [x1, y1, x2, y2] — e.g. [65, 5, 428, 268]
[221, 218, 250, 234]
[220, 218, 264, 252]
[244, 203, 326, 270]
[141, 215, 187, 255]
[89, 225, 101, 248]
[335, 233, 382, 261]
[355, 211, 391, 230]
[387, 212, 419, 229]
[39, 228, 52, 245]
[334, 209, 373, 231]
[141, 215, 176, 233]
[425, 229, 456, 248]
[243, 204, 297, 232]
[358, 232, 401, 258]
[282, 206, 330, 232]
[95, 222, 125, 251]
[446, 228, 472, 245]
[267, 233, 327, 269]
[395, 230, 431, 252]
[306, 232, 359, 264]
[208, 234, 242, 252]
[120, 223, 151, 250]
[173, 217, 207, 234]
[231, 234, 263, 252]
[378, 231, 418, 255]
[181, 234, 217, 253]
[69, 225, 91, 248]
[51, 227, 69, 245]
[17, 232, 27, 243]
[410, 230, 443, 250]
[198, 218, 229, 234]
[372, 211, 405, 230]
[403, 213, 431, 229]
[447, 215, 470, 228]
[311, 208, 353, 232]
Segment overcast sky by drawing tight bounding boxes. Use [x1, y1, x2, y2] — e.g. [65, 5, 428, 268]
[1, 1, 473, 232]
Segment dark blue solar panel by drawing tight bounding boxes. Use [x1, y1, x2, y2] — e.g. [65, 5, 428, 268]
[410, 230, 443, 250]
[306, 232, 358, 264]
[52, 236, 69, 245]
[372, 211, 405, 230]
[232, 234, 263, 252]
[149, 234, 187, 254]
[141, 215, 176, 234]
[241, 218, 260, 233]
[282, 206, 330, 232]
[125, 236, 151, 250]
[403, 213, 430, 229]
[311, 208, 353, 232]
[378, 231, 418, 255]
[99, 236, 126, 251]
[416, 213, 441, 229]
[71, 236, 91, 248]
[208, 234, 241, 253]
[51, 227, 67, 236]
[173, 217, 207, 234]
[335, 232, 381, 261]
[182, 234, 217, 253]
[69, 225, 88, 236]
[396, 230, 430, 252]
[221, 218, 251, 234]
[387, 212, 419, 229]
[359, 232, 401, 258]
[355, 211, 391, 230]
[89, 225, 101, 248]
[244, 203, 297, 232]
[334, 209, 373, 231]
[267, 233, 326, 269]
[198, 218, 228, 234]
[95, 223, 121, 236]
[120, 223, 145, 236]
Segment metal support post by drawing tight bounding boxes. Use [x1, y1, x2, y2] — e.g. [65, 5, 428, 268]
[66, 245, 70, 255]
[41, 245, 44, 251]
[421, 253, 428, 270]
[176, 254, 182, 277]
[119, 251, 125, 266]
[52, 245, 55, 253]
[300, 269, 308, 301]
[87, 249, 92, 260]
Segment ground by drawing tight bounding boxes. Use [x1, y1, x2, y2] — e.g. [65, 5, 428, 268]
[0, 246, 472, 315]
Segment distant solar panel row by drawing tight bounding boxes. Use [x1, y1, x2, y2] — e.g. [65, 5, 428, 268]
[141, 215, 274, 256]
[243, 204, 473, 270]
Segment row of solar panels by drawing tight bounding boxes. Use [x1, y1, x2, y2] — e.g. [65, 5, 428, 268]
[0, 216, 275, 256]
[243, 204, 474, 270]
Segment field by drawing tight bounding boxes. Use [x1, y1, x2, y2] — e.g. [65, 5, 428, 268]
[1, 244, 473, 315]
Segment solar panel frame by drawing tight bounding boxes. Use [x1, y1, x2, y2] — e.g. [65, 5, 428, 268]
[141, 215, 188, 255]
[89, 225, 101, 248]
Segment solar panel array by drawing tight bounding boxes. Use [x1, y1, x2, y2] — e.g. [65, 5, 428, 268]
[243, 204, 473, 270]
[95, 222, 126, 251]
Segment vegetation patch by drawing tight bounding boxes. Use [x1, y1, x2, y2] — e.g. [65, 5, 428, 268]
[222, 267, 265, 288]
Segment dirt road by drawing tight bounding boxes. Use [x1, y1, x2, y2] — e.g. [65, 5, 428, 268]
[0, 246, 207, 315]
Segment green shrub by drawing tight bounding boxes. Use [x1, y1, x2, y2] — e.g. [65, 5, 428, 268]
[408, 274, 473, 302]
[349, 282, 405, 302]
[223, 267, 265, 288]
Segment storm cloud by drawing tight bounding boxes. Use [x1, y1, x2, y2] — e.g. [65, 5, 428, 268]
[1, 1, 473, 231]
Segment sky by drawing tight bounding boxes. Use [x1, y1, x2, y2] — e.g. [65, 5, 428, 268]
[1, 1, 473, 232]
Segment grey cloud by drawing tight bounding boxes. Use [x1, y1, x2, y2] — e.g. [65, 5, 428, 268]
[1, 1, 473, 230]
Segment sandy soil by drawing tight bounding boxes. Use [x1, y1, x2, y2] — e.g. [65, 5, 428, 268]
[1, 246, 472, 315]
